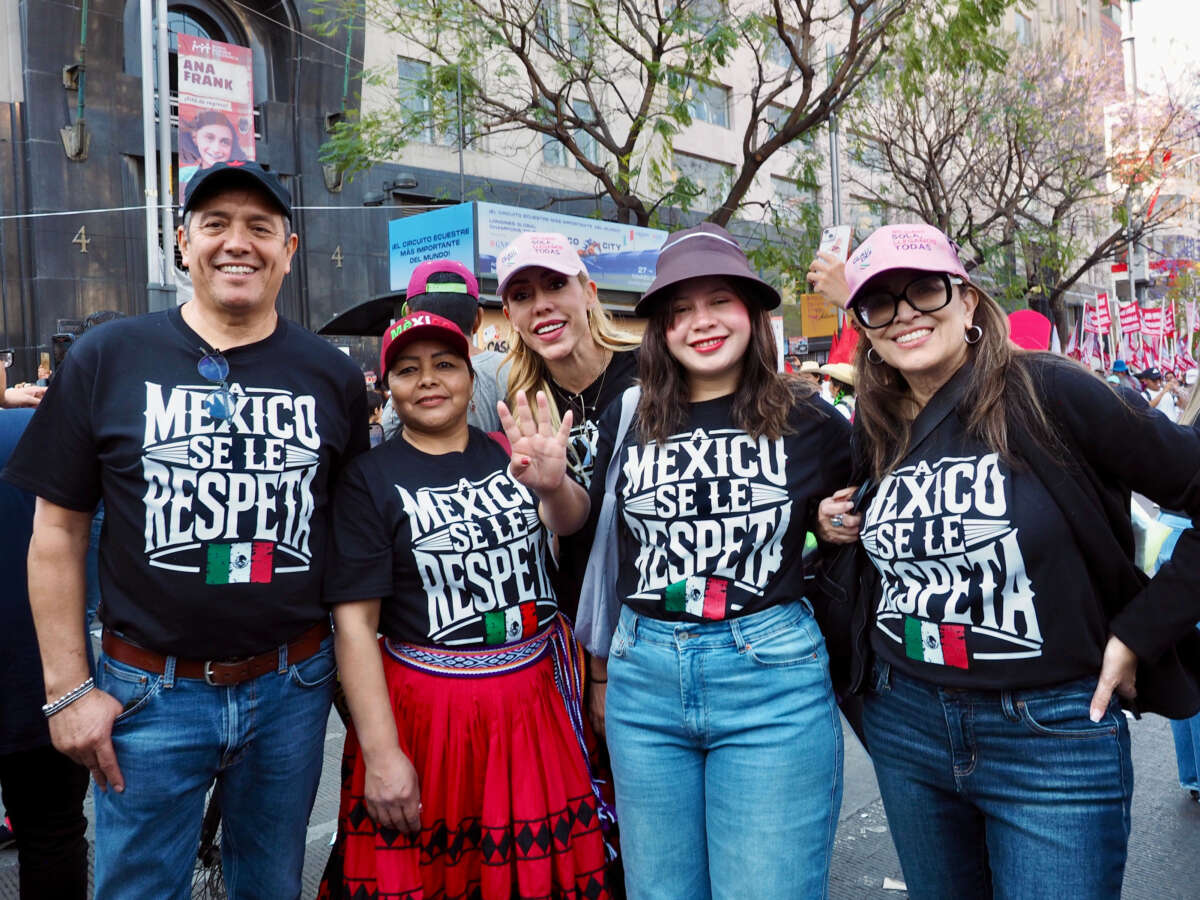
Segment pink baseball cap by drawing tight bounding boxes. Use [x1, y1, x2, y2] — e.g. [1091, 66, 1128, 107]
[406, 259, 479, 304]
[496, 232, 588, 296]
[843, 224, 970, 310]
[380, 311, 473, 376]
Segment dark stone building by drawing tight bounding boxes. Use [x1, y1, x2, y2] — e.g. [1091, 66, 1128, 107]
[0, 0, 617, 378]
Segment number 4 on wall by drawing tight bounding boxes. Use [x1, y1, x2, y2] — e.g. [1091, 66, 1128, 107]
[331, 245, 343, 268]
[72, 225, 90, 254]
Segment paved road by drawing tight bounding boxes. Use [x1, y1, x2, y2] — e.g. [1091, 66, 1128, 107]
[2, 710, 1196, 897]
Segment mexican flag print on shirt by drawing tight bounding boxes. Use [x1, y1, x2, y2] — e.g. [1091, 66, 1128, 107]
[205, 541, 274, 584]
[483, 601, 539, 645]
[904, 616, 968, 669]
[664, 576, 731, 620]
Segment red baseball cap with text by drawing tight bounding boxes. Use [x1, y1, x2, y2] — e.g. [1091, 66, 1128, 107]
[380, 312, 473, 375]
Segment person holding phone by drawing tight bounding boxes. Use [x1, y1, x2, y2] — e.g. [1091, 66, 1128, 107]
[816, 223, 1200, 898]
[582, 223, 852, 899]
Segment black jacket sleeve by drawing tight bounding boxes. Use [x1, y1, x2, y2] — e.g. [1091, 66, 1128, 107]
[1047, 360, 1200, 662]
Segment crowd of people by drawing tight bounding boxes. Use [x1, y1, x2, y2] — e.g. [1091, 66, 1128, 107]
[2, 159, 1200, 900]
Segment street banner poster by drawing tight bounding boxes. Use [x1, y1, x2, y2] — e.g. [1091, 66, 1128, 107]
[176, 34, 255, 198]
[799, 293, 839, 338]
[475, 202, 668, 294]
[1118, 302, 1141, 335]
[388, 204, 476, 292]
[1083, 294, 1111, 334]
[1140, 306, 1163, 338]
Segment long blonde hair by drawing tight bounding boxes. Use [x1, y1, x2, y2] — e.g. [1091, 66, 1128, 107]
[503, 272, 640, 430]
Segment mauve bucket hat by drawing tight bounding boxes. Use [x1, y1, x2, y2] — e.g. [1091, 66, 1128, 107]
[636, 223, 781, 316]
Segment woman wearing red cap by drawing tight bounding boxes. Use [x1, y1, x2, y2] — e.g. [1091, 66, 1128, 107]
[318, 312, 612, 899]
[580, 223, 852, 898]
[817, 223, 1200, 897]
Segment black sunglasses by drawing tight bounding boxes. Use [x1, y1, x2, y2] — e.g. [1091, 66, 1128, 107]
[851, 273, 964, 329]
[0, 348, 11, 369]
[197, 348, 235, 421]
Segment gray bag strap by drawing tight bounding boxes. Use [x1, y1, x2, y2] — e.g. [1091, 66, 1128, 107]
[574, 385, 641, 657]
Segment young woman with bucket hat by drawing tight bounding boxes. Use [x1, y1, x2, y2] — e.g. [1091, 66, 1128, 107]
[579, 223, 852, 899]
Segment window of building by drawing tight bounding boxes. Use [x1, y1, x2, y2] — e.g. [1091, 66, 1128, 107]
[766, 24, 801, 69]
[398, 57, 434, 144]
[567, 2, 592, 56]
[397, 58, 475, 148]
[668, 72, 730, 128]
[772, 175, 818, 222]
[536, 0, 563, 47]
[542, 99, 599, 168]
[673, 151, 733, 211]
[1015, 11, 1033, 45]
[765, 104, 817, 151]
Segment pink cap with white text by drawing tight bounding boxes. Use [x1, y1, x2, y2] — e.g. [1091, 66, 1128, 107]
[496, 232, 588, 296]
[843, 224, 970, 310]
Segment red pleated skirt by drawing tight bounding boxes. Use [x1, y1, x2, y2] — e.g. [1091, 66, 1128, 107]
[318, 631, 612, 900]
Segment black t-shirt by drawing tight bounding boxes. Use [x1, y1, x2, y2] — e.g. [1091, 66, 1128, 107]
[2, 306, 368, 658]
[324, 428, 559, 647]
[863, 401, 1101, 689]
[549, 348, 639, 615]
[548, 348, 640, 491]
[591, 392, 851, 622]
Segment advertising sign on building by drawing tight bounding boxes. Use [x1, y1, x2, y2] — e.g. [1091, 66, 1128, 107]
[474, 202, 667, 293]
[799, 293, 839, 338]
[176, 35, 255, 197]
[388, 204, 476, 292]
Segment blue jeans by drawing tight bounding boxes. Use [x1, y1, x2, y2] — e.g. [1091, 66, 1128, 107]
[1171, 714, 1200, 791]
[605, 602, 843, 900]
[863, 661, 1132, 900]
[93, 634, 336, 900]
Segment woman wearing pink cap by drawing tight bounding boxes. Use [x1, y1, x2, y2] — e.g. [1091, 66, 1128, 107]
[318, 312, 612, 900]
[580, 223, 853, 898]
[496, 233, 641, 615]
[816, 224, 1200, 897]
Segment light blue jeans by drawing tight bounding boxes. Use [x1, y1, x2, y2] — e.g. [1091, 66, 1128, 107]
[605, 602, 843, 900]
[92, 634, 336, 900]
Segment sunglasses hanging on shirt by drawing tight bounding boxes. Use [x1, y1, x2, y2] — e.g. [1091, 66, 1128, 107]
[197, 348, 236, 421]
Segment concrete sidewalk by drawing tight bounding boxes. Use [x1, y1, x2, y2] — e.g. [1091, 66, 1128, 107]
[2, 711, 1196, 898]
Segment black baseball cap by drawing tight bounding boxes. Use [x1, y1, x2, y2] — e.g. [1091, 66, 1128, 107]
[182, 161, 292, 221]
[1136, 367, 1163, 381]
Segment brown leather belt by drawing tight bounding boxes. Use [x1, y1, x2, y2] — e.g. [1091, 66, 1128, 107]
[101, 620, 331, 686]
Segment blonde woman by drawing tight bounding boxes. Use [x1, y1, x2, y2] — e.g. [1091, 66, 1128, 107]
[497, 232, 640, 616]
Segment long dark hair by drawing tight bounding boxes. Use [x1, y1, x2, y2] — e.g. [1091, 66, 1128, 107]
[853, 282, 1059, 479]
[637, 292, 812, 444]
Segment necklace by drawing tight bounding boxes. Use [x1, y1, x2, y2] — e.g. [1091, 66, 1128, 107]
[553, 353, 610, 426]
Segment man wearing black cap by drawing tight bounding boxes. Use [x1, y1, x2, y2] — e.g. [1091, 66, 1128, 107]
[1136, 367, 1180, 422]
[2, 160, 368, 898]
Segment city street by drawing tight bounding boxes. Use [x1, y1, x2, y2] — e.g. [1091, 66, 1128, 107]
[1, 708, 1195, 898]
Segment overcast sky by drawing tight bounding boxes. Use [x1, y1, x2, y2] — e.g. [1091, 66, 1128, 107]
[1125, 0, 1197, 94]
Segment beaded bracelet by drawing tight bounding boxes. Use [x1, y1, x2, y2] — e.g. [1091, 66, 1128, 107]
[42, 677, 96, 718]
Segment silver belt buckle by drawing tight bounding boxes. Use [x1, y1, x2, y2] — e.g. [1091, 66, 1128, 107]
[203, 660, 219, 686]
